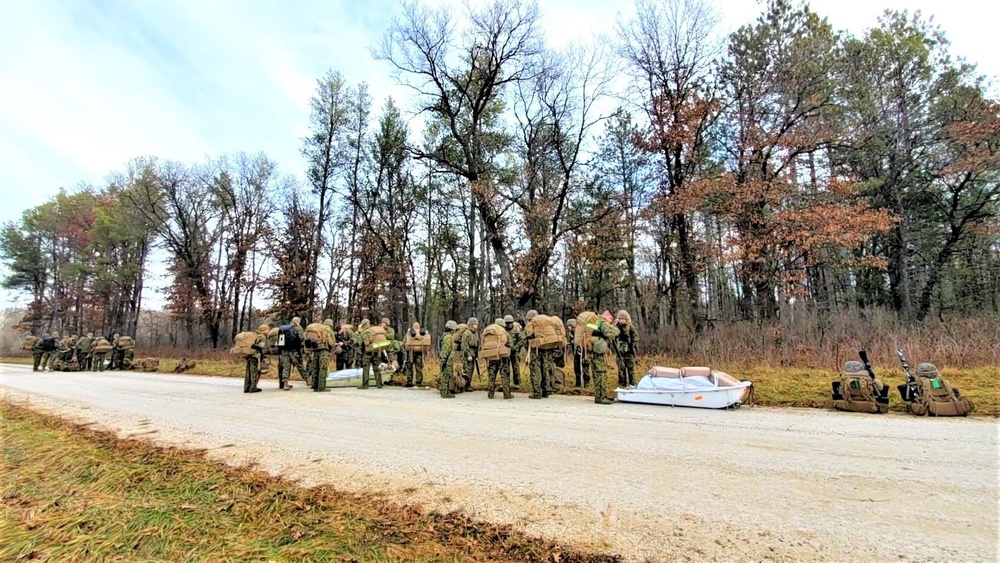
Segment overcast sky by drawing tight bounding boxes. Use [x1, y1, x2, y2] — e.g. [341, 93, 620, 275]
[1, 0, 996, 309]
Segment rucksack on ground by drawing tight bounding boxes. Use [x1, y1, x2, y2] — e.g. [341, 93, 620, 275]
[527, 315, 566, 350]
[452, 324, 469, 351]
[833, 373, 888, 414]
[137, 358, 160, 372]
[93, 338, 113, 354]
[479, 324, 510, 361]
[22, 336, 40, 350]
[552, 366, 565, 391]
[904, 376, 975, 417]
[117, 335, 135, 349]
[304, 323, 332, 349]
[404, 329, 432, 352]
[278, 324, 300, 351]
[364, 325, 391, 353]
[230, 331, 259, 358]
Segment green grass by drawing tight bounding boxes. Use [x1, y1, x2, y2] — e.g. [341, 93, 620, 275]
[0, 403, 618, 563]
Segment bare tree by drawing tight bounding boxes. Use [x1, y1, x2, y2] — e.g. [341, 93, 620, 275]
[375, 0, 543, 304]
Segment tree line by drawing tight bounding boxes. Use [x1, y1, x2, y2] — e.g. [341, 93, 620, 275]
[2, 0, 998, 355]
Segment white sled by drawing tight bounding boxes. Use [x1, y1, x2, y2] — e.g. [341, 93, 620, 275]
[325, 364, 396, 388]
[615, 366, 752, 409]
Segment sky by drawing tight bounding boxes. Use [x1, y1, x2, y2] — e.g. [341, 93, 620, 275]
[1, 0, 997, 309]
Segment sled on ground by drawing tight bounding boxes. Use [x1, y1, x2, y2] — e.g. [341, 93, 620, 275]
[615, 366, 753, 409]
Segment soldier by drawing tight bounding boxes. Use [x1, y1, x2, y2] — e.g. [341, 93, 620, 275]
[76, 332, 94, 371]
[32, 333, 54, 372]
[523, 311, 542, 399]
[67, 334, 79, 365]
[173, 357, 197, 373]
[379, 316, 405, 372]
[92, 335, 112, 371]
[278, 316, 307, 390]
[438, 320, 457, 398]
[615, 310, 639, 387]
[504, 315, 524, 387]
[335, 323, 352, 370]
[585, 311, 620, 405]
[403, 321, 428, 387]
[244, 324, 268, 393]
[355, 319, 383, 389]
[307, 319, 335, 392]
[461, 317, 480, 392]
[119, 333, 136, 369]
[109, 333, 121, 370]
[485, 318, 513, 400]
[566, 319, 586, 387]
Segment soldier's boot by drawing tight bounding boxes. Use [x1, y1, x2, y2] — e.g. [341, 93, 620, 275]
[529, 393, 542, 399]
[595, 398, 614, 405]
[503, 390, 513, 400]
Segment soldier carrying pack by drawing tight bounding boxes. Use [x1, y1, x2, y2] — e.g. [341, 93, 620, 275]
[479, 323, 511, 361]
[231, 331, 261, 358]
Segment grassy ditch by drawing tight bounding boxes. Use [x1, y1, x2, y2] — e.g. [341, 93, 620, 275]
[0, 403, 619, 563]
[4, 354, 997, 416]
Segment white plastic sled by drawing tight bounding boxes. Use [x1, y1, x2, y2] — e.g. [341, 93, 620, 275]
[615, 366, 753, 409]
[326, 364, 396, 388]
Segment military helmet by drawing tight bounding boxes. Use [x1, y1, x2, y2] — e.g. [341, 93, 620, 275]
[566, 319, 577, 327]
[617, 309, 631, 321]
[467, 317, 479, 326]
[843, 360, 864, 374]
[291, 316, 301, 326]
[380, 317, 390, 325]
[52, 331, 60, 338]
[323, 318, 334, 327]
[916, 362, 940, 378]
[445, 320, 457, 331]
[258, 324, 269, 333]
[86, 332, 93, 338]
[503, 314, 514, 324]
[525, 310, 538, 321]
[494, 317, 505, 326]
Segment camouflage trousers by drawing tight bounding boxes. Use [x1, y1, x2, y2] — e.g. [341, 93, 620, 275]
[361, 352, 383, 388]
[589, 352, 611, 403]
[487, 359, 512, 398]
[404, 351, 424, 386]
[77, 353, 92, 371]
[93, 353, 107, 371]
[307, 349, 329, 391]
[617, 353, 636, 387]
[438, 354, 453, 397]
[529, 348, 555, 397]
[32, 352, 46, 371]
[244, 356, 261, 392]
[279, 350, 307, 387]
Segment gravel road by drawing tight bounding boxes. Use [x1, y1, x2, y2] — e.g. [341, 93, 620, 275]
[2, 363, 997, 562]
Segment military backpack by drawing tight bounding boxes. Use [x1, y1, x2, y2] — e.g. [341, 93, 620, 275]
[478, 324, 510, 361]
[230, 331, 259, 358]
[527, 315, 566, 350]
[22, 335, 40, 351]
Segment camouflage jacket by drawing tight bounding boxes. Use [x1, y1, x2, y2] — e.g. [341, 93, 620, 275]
[461, 329, 479, 357]
[615, 322, 639, 355]
[439, 331, 454, 360]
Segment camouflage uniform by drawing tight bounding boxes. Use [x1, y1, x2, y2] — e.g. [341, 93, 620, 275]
[566, 320, 586, 387]
[615, 310, 639, 387]
[438, 321, 457, 398]
[120, 336, 135, 369]
[524, 311, 553, 399]
[92, 337, 111, 371]
[76, 333, 94, 371]
[356, 319, 383, 389]
[461, 318, 480, 391]
[31, 335, 47, 372]
[109, 334, 121, 370]
[504, 315, 524, 387]
[278, 317, 307, 389]
[335, 324, 352, 371]
[404, 323, 428, 387]
[307, 319, 335, 392]
[244, 325, 268, 393]
[486, 318, 513, 400]
[586, 313, 620, 404]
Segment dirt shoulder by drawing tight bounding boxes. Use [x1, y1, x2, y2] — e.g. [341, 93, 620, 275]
[2, 364, 997, 562]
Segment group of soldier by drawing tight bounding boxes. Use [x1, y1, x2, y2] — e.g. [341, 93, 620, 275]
[24, 331, 134, 373]
[240, 309, 640, 405]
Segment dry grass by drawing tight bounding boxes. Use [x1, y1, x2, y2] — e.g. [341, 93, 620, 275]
[0, 402, 619, 563]
[6, 348, 997, 416]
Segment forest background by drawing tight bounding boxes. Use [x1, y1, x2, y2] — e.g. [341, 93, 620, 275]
[2, 0, 998, 372]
